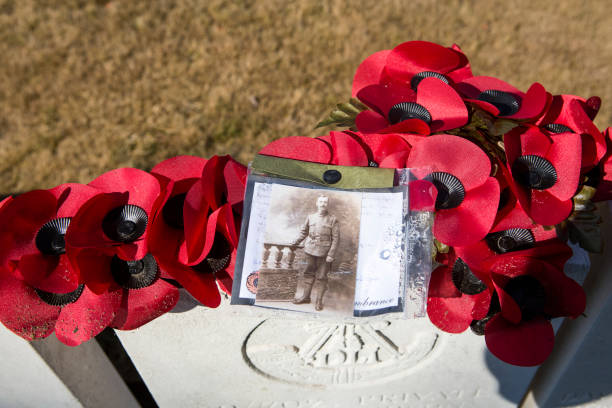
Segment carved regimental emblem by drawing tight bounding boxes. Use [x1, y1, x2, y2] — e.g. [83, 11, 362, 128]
[243, 319, 441, 387]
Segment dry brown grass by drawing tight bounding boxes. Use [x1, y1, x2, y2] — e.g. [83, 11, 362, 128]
[0, 0, 610, 193]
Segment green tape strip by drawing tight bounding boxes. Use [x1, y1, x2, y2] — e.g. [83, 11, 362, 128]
[252, 155, 395, 189]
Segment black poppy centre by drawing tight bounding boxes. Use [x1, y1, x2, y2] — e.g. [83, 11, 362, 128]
[485, 228, 535, 254]
[452, 258, 487, 295]
[410, 71, 449, 91]
[36, 284, 85, 307]
[110, 254, 159, 289]
[388, 102, 432, 125]
[476, 90, 520, 116]
[512, 155, 558, 190]
[102, 204, 148, 242]
[191, 232, 232, 275]
[36, 217, 71, 256]
[428, 172, 465, 210]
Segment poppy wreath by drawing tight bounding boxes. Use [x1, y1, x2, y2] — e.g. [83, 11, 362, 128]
[0, 40, 610, 367]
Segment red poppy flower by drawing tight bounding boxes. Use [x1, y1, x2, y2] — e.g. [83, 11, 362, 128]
[427, 250, 492, 334]
[456, 76, 550, 121]
[504, 126, 582, 225]
[68, 250, 179, 331]
[173, 155, 247, 306]
[259, 136, 333, 164]
[536, 95, 605, 171]
[66, 168, 163, 269]
[483, 252, 585, 366]
[0, 184, 100, 294]
[355, 79, 468, 135]
[593, 128, 612, 201]
[0, 263, 122, 346]
[351, 41, 472, 97]
[403, 135, 500, 247]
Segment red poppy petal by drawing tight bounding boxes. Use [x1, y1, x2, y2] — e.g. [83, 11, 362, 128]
[447, 44, 473, 82]
[485, 315, 554, 366]
[0, 190, 57, 267]
[409, 180, 437, 211]
[545, 132, 581, 201]
[47, 183, 99, 218]
[566, 99, 605, 164]
[357, 84, 416, 116]
[519, 126, 552, 157]
[466, 99, 501, 116]
[72, 249, 114, 294]
[454, 240, 496, 275]
[406, 135, 491, 191]
[18, 254, 79, 294]
[378, 150, 410, 169]
[318, 131, 369, 166]
[528, 190, 573, 226]
[355, 110, 390, 134]
[89, 168, 161, 214]
[386, 41, 460, 84]
[162, 262, 221, 307]
[0, 271, 60, 340]
[259, 136, 332, 164]
[352, 50, 390, 96]
[378, 118, 431, 135]
[151, 155, 208, 182]
[472, 290, 492, 320]
[116, 242, 148, 261]
[416, 78, 468, 132]
[434, 177, 499, 247]
[511, 83, 549, 120]
[491, 272, 522, 324]
[428, 265, 461, 298]
[457, 76, 522, 98]
[223, 157, 247, 207]
[183, 205, 223, 266]
[54, 286, 122, 346]
[357, 133, 411, 163]
[65, 192, 129, 248]
[111, 280, 179, 330]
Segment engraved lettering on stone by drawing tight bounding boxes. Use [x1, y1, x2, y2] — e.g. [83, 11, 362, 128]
[243, 318, 440, 387]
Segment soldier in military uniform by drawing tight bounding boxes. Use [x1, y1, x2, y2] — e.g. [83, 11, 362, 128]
[291, 195, 339, 311]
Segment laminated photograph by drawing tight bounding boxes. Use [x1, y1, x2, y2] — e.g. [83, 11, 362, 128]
[231, 173, 409, 317]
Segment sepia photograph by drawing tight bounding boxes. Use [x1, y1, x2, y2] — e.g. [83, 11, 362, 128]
[253, 184, 362, 315]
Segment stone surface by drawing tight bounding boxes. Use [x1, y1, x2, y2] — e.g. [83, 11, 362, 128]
[0, 326, 81, 408]
[116, 291, 539, 408]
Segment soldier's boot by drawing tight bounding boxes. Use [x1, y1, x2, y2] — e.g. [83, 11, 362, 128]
[293, 278, 314, 304]
[314, 286, 327, 311]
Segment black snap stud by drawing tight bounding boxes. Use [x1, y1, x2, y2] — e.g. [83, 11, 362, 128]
[323, 169, 342, 184]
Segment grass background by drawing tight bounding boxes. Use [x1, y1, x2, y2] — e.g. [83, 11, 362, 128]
[0, 0, 610, 193]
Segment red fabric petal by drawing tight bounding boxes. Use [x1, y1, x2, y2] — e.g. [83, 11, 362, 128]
[356, 133, 411, 164]
[409, 180, 437, 211]
[18, 254, 79, 294]
[527, 190, 573, 226]
[406, 135, 491, 191]
[512, 83, 549, 120]
[472, 290, 492, 320]
[545, 132, 581, 201]
[427, 266, 475, 333]
[352, 50, 390, 96]
[485, 315, 554, 366]
[55, 286, 122, 346]
[89, 168, 161, 214]
[466, 99, 501, 116]
[433, 177, 500, 247]
[65, 192, 128, 248]
[0, 190, 57, 267]
[379, 150, 410, 168]
[49, 184, 100, 218]
[318, 131, 369, 166]
[457, 76, 522, 98]
[385, 41, 460, 84]
[0, 270, 60, 340]
[111, 279, 179, 330]
[416, 78, 468, 132]
[519, 126, 552, 158]
[491, 272, 522, 324]
[357, 83, 416, 116]
[162, 261, 221, 307]
[72, 249, 115, 294]
[223, 158, 247, 207]
[378, 118, 431, 135]
[259, 136, 332, 164]
[447, 44, 473, 82]
[355, 110, 391, 134]
[151, 155, 208, 182]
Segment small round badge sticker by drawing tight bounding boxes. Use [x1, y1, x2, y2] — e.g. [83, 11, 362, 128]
[246, 271, 259, 294]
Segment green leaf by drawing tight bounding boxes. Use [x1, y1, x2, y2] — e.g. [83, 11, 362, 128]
[316, 98, 368, 129]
